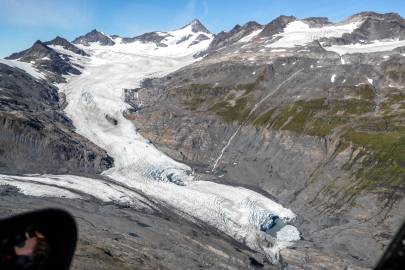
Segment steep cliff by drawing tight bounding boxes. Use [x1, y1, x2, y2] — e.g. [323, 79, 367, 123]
[0, 63, 113, 174]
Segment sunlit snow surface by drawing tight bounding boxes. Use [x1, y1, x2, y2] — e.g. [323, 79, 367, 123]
[0, 59, 46, 80]
[238, 28, 263, 43]
[266, 20, 362, 48]
[0, 174, 150, 210]
[0, 176, 80, 199]
[331, 74, 337, 83]
[0, 24, 300, 261]
[324, 39, 405, 55]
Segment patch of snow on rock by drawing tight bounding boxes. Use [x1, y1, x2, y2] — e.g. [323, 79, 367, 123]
[0, 59, 46, 80]
[331, 74, 336, 83]
[238, 29, 263, 43]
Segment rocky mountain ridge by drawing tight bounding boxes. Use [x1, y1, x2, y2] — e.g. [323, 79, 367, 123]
[73, 29, 116, 46]
[5, 40, 82, 83]
[45, 36, 89, 56]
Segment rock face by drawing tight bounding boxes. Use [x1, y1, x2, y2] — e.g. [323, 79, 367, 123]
[120, 19, 212, 48]
[0, 63, 113, 174]
[45, 36, 89, 56]
[325, 12, 405, 45]
[259, 15, 297, 37]
[73, 29, 115, 46]
[127, 12, 405, 269]
[185, 19, 211, 34]
[6, 40, 81, 83]
[207, 21, 263, 52]
[302, 17, 332, 27]
[121, 32, 169, 46]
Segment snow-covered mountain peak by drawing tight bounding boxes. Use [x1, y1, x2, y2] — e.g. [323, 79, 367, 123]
[182, 18, 211, 34]
[3, 36, 83, 83]
[82, 22, 214, 58]
[6, 40, 53, 60]
[45, 36, 89, 56]
[73, 29, 115, 46]
[74, 20, 214, 58]
[162, 20, 213, 49]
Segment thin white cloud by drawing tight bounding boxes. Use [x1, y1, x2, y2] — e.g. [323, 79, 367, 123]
[0, 0, 92, 29]
[172, 0, 210, 28]
[183, 0, 198, 21]
[202, 0, 209, 16]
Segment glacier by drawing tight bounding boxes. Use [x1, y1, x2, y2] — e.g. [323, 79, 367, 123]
[0, 22, 300, 262]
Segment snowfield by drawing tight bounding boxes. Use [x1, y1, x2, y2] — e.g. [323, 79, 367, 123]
[266, 20, 362, 48]
[0, 58, 46, 80]
[324, 39, 405, 55]
[0, 174, 151, 210]
[0, 23, 300, 262]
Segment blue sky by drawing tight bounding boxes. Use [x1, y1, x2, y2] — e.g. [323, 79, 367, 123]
[0, 0, 405, 58]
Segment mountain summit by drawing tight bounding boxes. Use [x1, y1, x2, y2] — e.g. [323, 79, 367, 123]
[5, 39, 81, 81]
[45, 36, 89, 56]
[114, 19, 213, 49]
[183, 19, 211, 34]
[73, 29, 115, 46]
[6, 40, 53, 60]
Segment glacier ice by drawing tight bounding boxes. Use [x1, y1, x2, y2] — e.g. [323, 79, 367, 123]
[1, 23, 300, 263]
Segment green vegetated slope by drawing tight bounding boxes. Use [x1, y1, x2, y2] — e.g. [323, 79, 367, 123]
[179, 68, 405, 203]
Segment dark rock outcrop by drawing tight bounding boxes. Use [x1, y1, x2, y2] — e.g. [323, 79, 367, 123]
[207, 21, 262, 52]
[121, 32, 169, 46]
[303, 16, 332, 27]
[183, 19, 211, 34]
[189, 33, 211, 46]
[5, 40, 81, 82]
[259, 15, 297, 37]
[45, 36, 89, 56]
[325, 12, 405, 46]
[7, 40, 53, 60]
[121, 19, 211, 47]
